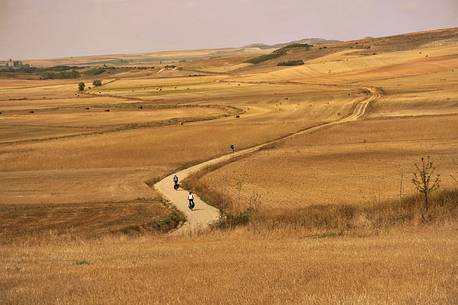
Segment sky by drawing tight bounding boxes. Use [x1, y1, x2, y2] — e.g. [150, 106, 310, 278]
[0, 0, 457, 60]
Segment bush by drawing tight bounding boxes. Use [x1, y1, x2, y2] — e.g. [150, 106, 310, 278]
[41, 70, 80, 79]
[85, 67, 106, 75]
[245, 52, 284, 64]
[92, 79, 102, 87]
[119, 208, 184, 234]
[75, 260, 90, 266]
[78, 82, 85, 91]
[412, 156, 441, 220]
[214, 208, 255, 229]
[277, 60, 304, 66]
[252, 189, 458, 233]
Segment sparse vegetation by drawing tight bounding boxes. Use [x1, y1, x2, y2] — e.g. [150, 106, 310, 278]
[46, 65, 80, 72]
[92, 79, 102, 87]
[214, 207, 255, 229]
[245, 52, 284, 64]
[75, 260, 90, 265]
[119, 206, 184, 234]
[85, 67, 106, 75]
[412, 156, 441, 220]
[184, 161, 458, 233]
[277, 59, 304, 66]
[41, 69, 80, 79]
[245, 43, 312, 64]
[252, 189, 458, 232]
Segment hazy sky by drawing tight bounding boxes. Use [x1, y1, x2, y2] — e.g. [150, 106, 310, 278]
[0, 0, 457, 60]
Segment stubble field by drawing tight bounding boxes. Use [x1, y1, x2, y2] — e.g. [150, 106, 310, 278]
[1, 28, 458, 305]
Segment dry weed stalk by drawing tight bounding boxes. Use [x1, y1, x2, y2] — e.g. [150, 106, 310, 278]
[412, 156, 441, 220]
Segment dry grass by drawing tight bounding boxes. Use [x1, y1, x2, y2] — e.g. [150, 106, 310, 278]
[0, 105, 231, 143]
[183, 159, 458, 233]
[0, 200, 183, 240]
[0, 106, 224, 129]
[250, 190, 458, 232]
[1, 225, 457, 305]
[0, 75, 354, 244]
[1, 28, 458, 305]
[190, 115, 458, 213]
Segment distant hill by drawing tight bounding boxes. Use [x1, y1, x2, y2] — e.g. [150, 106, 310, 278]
[243, 27, 458, 67]
[244, 38, 341, 49]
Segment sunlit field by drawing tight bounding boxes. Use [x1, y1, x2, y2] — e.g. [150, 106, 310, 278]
[1, 27, 458, 305]
[1, 226, 457, 305]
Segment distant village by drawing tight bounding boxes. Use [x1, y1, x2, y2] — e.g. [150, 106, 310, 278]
[1, 59, 32, 70]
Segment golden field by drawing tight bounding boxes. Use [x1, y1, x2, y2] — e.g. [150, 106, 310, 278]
[1, 27, 458, 304]
[1, 226, 457, 305]
[193, 115, 458, 213]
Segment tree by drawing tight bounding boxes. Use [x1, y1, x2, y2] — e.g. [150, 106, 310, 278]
[411, 156, 440, 220]
[78, 82, 85, 91]
[93, 79, 102, 87]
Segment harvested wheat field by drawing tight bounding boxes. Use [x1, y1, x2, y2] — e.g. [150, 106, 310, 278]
[1, 226, 458, 305]
[1, 9, 458, 303]
[191, 115, 458, 212]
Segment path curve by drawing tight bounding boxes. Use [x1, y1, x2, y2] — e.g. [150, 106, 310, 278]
[154, 87, 381, 234]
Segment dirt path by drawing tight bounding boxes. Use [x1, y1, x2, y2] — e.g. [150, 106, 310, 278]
[154, 87, 381, 234]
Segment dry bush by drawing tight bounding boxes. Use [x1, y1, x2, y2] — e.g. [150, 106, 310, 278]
[412, 156, 441, 220]
[251, 189, 458, 234]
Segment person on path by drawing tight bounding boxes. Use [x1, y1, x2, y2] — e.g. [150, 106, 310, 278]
[188, 192, 195, 210]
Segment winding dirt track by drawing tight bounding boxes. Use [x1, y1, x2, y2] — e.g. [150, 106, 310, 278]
[154, 87, 381, 234]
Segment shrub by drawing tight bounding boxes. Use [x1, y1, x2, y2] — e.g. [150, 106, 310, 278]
[277, 60, 304, 66]
[92, 79, 102, 87]
[119, 207, 184, 234]
[245, 52, 284, 64]
[412, 156, 441, 220]
[78, 82, 85, 91]
[252, 189, 458, 233]
[41, 70, 80, 79]
[85, 67, 106, 75]
[214, 208, 255, 229]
